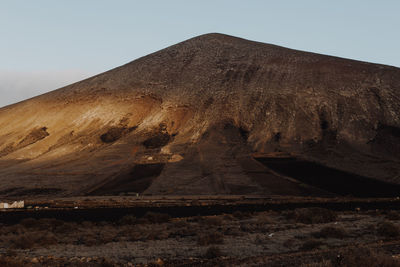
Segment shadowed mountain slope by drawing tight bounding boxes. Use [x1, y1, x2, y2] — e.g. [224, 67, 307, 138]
[0, 33, 399, 198]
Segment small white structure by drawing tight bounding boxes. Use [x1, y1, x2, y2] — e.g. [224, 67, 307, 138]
[0, 200, 24, 209]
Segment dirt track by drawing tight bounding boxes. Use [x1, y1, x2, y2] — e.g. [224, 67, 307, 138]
[2, 196, 400, 225]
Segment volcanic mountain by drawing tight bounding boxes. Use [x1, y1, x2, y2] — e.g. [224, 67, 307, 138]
[0, 33, 399, 199]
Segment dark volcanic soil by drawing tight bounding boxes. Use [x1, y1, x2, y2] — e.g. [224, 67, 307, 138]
[256, 157, 400, 197]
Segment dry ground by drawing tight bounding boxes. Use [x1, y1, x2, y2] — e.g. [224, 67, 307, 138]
[1, 208, 400, 266]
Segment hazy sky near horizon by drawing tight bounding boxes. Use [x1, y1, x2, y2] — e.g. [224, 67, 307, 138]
[1, 0, 399, 107]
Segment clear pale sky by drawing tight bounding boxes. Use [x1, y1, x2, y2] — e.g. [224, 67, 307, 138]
[1, 0, 399, 107]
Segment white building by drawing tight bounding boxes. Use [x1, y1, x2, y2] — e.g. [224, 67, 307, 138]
[0, 200, 24, 209]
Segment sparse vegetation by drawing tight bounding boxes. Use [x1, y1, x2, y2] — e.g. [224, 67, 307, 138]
[0, 256, 26, 267]
[197, 231, 224, 246]
[300, 259, 333, 267]
[204, 246, 223, 259]
[203, 216, 223, 226]
[312, 226, 347, 239]
[9, 234, 35, 249]
[336, 247, 400, 267]
[300, 239, 324, 251]
[386, 211, 400, 221]
[119, 214, 137, 225]
[285, 208, 337, 224]
[377, 221, 400, 238]
[256, 212, 273, 224]
[142, 212, 170, 223]
[232, 210, 251, 219]
[0, 209, 399, 265]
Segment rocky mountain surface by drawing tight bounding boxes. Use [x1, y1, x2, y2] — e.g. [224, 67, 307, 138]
[0, 33, 399, 198]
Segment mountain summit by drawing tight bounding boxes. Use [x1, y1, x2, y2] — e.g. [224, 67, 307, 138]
[0, 33, 399, 198]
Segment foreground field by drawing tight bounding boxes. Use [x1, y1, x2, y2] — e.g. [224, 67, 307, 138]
[1, 204, 400, 266]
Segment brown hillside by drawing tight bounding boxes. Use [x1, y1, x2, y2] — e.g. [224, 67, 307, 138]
[0, 33, 399, 198]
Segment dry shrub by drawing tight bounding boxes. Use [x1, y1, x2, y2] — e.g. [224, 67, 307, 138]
[283, 238, 296, 248]
[4, 249, 17, 257]
[337, 247, 400, 267]
[188, 216, 203, 223]
[232, 211, 250, 219]
[128, 230, 144, 241]
[204, 246, 223, 259]
[20, 218, 40, 229]
[126, 224, 169, 241]
[203, 216, 223, 226]
[9, 233, 36, 249]
[386, 211, 400, 221]
[143, 227, 170, 241]
[223, 226, 241, 236]
[54, 221, 76, 234]
[300, 239, 324, 251]
[175, 227, 198, 237]
[77, 231, 99, 246]
[197, 231, 224, 246]
[99, 258, 115, 267]
[239, 222, 257, 233]
[366, 209, 383, 216]
[119, 215, 137, 225]
[43, 218, 65, 228]
[0, 256, 26, 267]
[1, 226, 57, 249]
[141, 212, 170, 224]
[256, 212, 273, 224]
[81, 221, 94, 228]
[172, 219, 189, 228]
[312, 226, 347, 239]
[300, 259, 333, 267]
[20, 218, 65, 231]
[37, 232, 57, 247]
[285, 208, 337, 224]
[377, 221, 400, 238]
[223, 214, 234, 220]
[99, 226, 118, 244]
[170, 221, 197, 237]
[5, 224, 25, 235]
